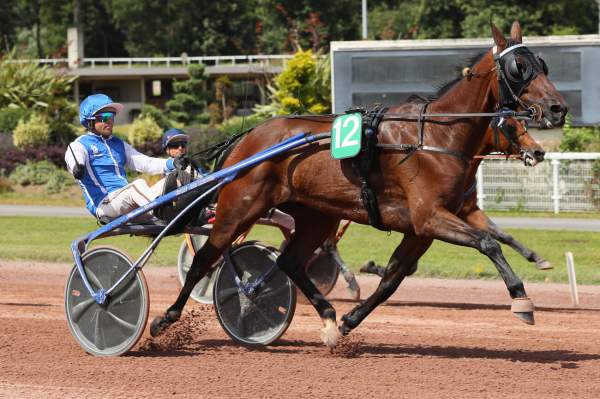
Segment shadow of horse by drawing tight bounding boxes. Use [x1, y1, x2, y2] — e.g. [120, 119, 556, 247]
[330, 298, 600, 314]
[129, 337, 600, 367]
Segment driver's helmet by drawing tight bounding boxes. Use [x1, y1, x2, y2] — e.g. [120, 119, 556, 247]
[79, 94, 124, 127]
[162, 128, 189, 150]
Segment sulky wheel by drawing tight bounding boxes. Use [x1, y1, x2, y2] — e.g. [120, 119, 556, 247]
[177, 234, 217, 304]
[64, 246, 149, 356]
[213, 241, 296, 346]
[305, 250, 340, 298]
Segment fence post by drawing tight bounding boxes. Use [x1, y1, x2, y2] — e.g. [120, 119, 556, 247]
[552, 159, 560, 213]
[476, 162, 485, 210]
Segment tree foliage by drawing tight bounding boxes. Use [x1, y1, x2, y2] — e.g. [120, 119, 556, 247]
[166, 64, 210, 124]
[256, 49, 330, 116]
[0, 50, 77, 144]
[1, 1, 598, 58]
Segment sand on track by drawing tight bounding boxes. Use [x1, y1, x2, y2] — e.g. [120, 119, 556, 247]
[1, 260, 600, 398]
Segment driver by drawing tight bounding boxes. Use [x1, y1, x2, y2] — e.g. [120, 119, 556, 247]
[65, 93, 184, 222]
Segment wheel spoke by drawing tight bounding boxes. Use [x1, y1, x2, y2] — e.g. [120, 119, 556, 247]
[246, 299, 279, 328]
[254, 284, 289, 302]
[110, 276, 138, 305]
[93, 311, 106, 350]
[85, 267, 104, 290]
[70, 297, 96, 323]
[106, 310, 136, 332]
[217, 287, 240, 305]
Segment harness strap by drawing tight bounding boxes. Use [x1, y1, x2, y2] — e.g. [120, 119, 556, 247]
[351, 105, 388, 231]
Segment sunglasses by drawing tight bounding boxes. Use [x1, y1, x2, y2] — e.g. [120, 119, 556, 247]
[91, 112, 115, 123]
[167, 142, 187, 149]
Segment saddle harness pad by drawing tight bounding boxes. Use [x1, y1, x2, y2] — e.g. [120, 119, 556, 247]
[346, 104, 389, 231]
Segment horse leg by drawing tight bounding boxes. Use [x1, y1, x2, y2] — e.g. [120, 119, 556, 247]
[359, 260, 387, 278]
[421, 209, 534, 324]
[150, 196, 273, 336]
[465, 211, 551, 270]
[277, 206, 342, 348]
[321, 240, 360, 300]
[340, 234, 433, 335]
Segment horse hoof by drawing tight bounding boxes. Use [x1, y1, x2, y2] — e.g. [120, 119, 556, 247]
[511, 298, 535, 325]
[150, 316, 170, 337]
[320, 318, 341, 348]
[347, 287, 361, 301]
[535, 259, 553, 270]
[339, 323, 351, 336]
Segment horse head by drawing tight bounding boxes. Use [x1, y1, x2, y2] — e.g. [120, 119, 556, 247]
[483, 118, 545, 166]
[490, 21, 568, 128]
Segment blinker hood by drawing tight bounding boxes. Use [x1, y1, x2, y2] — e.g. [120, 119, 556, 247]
[493, 43, 546, 108]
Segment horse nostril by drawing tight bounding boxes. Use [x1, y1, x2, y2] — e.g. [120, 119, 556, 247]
[534, 150, 545, 161]
[550, 104, 565, 115]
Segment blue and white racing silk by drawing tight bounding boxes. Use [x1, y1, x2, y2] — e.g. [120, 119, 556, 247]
[65, 132, 170, 217]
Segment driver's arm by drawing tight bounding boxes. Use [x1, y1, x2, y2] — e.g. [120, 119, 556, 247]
[64, 141, 87, 179]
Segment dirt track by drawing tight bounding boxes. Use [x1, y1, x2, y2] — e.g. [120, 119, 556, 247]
[1, 260, 600, 398]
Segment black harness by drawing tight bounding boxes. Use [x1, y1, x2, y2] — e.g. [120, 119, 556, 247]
[346, 43, 545, 230]
[348, 105, 388, 230]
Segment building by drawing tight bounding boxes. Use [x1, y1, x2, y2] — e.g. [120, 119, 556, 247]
[331, 35, 600, 127]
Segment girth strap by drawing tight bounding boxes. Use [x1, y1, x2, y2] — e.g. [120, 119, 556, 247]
[351, 105, 388, 231]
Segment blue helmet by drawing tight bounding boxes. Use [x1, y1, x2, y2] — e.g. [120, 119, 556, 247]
[79, 94, 124, 127]
[162, 128, 189, 150]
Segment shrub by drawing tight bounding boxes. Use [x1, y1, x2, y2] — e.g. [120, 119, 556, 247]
[45, 169, 74, 194]
[0, 49, 78, 145]
[560, 115, 600, 152]
[12, 113, 51, 148]
[9, 160, 58, 186]
[0, 144, 68, 175]
[140, 104, 172, 130]
[221, 114, 268, 136]
[0, 175, 13, 193]
[166, 64, 211, 124]
[0, 107, 28, 134]
[128, 115, 162, 147]
[254, 49, 331, 116]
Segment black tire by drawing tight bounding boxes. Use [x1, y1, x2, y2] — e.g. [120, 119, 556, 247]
[177, 235, 217, 304]
[64, 246, 149, 356]
[213, 242, 296, 346]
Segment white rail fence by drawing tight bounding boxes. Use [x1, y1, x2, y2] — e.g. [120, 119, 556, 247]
[25, 55, 294, 68]
[476, 153, 600, 213]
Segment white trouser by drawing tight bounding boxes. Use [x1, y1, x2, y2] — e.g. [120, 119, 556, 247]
[96, 178, 165, 222]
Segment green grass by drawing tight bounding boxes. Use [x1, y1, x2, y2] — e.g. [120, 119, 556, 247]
[1, 216, 599, 284]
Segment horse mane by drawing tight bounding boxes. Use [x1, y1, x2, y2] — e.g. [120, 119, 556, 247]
[428, 51, 488, 101]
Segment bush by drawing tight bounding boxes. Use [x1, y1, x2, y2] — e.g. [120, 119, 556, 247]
[220, 114, 268, 136]
[0, 144, 66, 175]
[254, 49, 331, 116]
[45, 169, 74, 194]
[560, 115, 600, 152]
[128, 115, 162, 147]
[9, 160, 58, 186]
[12, 114, 51, 148]
[140, 104, 172, 131]
[0, 107, 28, 134]
[0, 49, 78, 145]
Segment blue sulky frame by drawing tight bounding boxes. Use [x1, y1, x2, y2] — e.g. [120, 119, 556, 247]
[70, 132, 329, 305]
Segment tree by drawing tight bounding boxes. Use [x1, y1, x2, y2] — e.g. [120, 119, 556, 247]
[165, 64, 210, 124]
[256, 49, 330, 116]
[254, 0, 361, 53]
[0, 49, 77, 144]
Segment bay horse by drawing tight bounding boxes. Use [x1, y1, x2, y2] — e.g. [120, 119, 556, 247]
[152, 22, 567, 348]
[361, 114, 551, 278]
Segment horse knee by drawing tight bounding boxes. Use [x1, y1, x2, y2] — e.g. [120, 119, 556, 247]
[478, 233, 501, 256]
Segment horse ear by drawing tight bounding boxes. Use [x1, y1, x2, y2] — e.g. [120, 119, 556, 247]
[490, 21, 507, 50]
[510, 21, 522, 43]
